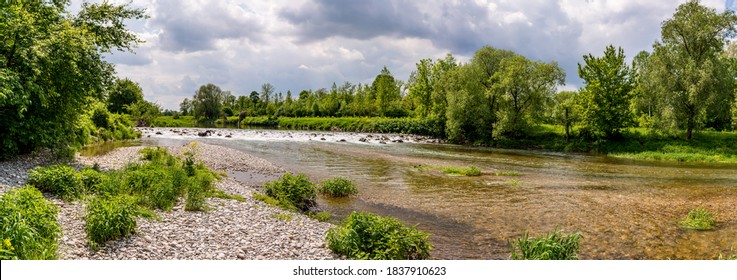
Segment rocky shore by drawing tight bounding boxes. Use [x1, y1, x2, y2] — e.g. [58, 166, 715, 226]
[0, 143, 339, 260]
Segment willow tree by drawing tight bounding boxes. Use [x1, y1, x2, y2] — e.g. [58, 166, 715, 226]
[647, 0, 737, 139]
[0, 1, 145, 157]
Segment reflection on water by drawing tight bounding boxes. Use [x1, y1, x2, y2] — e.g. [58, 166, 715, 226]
[78, 140, 142, 157]
[140, 129, 737, 259]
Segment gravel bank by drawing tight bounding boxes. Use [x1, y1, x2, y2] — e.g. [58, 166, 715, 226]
[1, 142, 338, 260]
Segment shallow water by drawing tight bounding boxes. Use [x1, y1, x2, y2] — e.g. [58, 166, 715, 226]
[114, 128, 737, 259]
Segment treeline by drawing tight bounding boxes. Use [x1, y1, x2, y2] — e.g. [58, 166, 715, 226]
[180, 1, 737, 143]
[0, 2, 148, 158]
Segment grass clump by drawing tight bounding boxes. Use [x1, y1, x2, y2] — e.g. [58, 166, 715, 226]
[680, 207, 716, 230]
[253, 192, 279, 206]
[185, 171, 215, 211]
[262, 173, 317, 212]
[326, 211, 432, 260]
[506, 179, 521, 186]
[27, 164, 84, 201]
[84, 195, 138, 248]
[319, 176, 358, 197]
[441, 166, 481, 176]
[309, 211, 331, 222]
[79, 168, 105, 193]
[0, 186, 61, 260]
[509, 229, 582, 260]
[272, 213, 293, 222]
[211, 189, 246, 202]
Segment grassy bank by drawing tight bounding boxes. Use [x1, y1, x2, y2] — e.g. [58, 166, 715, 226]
[493, 125, 737, 164]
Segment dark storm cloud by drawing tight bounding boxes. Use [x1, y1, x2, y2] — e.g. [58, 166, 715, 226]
[152, 0, 264, 52]
[280, 0, 430, 41]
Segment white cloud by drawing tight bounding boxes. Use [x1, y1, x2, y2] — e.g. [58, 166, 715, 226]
[68, 0, 732, 109]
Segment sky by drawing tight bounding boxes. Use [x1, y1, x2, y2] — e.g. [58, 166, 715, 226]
[72, 0, 735, 110]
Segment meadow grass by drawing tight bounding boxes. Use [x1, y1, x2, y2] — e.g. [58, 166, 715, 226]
[272, 213, 293, 222]
[510, 229, 581, 260]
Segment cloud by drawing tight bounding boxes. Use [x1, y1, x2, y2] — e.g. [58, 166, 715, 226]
[69, 0, 729, 110]
[151, 0, 265, 53]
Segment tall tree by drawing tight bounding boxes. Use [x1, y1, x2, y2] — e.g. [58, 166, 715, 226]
[260, 83, 274, 105]
[0, 1, 145, 157]
[577, 45, 635, 139]
[552, 91, 580, 140]
[107, 78, 143, 114]
[647, 0, 737, 139]
[371, 67, 400, 116]
[491, 55, 565, 137]
[193, 83, 224, 122]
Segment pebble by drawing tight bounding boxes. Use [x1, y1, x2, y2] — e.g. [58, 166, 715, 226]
[0, 141, 338, 260]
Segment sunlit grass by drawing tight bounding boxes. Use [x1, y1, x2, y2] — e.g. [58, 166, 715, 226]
[510, 229, 582, 260]
[442, 166, 481, 176]
[680, 207, 716, 230]
[495, 170, 522, 176]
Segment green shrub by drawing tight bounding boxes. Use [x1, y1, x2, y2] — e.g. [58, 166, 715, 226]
[319, 177, 358, 197]
[442, 166, 481, 176]
[139, 147, 172, 163]
[79, 168, 106, 193]
[185, 171, 214, 211]
[309, 211, 331, 222]
[680, 207, 716, 230]
[510, 229, 582, 260]
[0, 186, 60, 260]
[263, 173, 317, 212]
[85, 195, 137, 248]
[27, 164, 84, 200]
[326, 211, 432, 260]
[91, 106, 111, 129]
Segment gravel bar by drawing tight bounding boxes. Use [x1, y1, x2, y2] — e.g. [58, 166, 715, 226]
[0, 142, 338, 260]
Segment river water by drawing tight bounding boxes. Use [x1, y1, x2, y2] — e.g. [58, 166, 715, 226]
[129, 128, 737, 259]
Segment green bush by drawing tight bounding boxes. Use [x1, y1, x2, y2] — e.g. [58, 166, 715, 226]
[27, 164, 84, 200]
[680, 207, 716, 230]
[185, 171, 214, 211]
[319, 177, 358, 197]
[0, 186, 60, 260]
[510, 229, 582, 260]
[85, 195, 137, 248]
[326, 211, 431, 260]
[263, 173, 317, 212]
[139, 147, 174, 164]
[309, 211, 331, 222]
[79, 168, 105, 193]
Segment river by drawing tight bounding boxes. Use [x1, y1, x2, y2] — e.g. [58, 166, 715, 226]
[120, 127, 737, 259]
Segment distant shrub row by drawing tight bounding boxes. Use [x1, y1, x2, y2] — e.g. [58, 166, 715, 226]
[239, 117, 443, 137]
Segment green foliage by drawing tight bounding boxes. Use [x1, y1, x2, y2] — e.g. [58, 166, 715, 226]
[153, 115, 197, 127]
[193, 83, 224, 122]
[510, 229, 582, 260]
[0, 186, 60, 260]
[646, 1, 737, 139]
[262, 173, 317, 212]
[309, 211, 331, 222]
[577, 45, 635, 139]
[319, 177, 358, 197]
[107, 78, 144, 114]
[441, 166, 481, 176]
[27, 164, 84, 201]
[0, 1, 145, 158]
[92, 105, 111, 129]
[79, 168, 105, 193]
[211, 190, 246, 202]
[272, 213, 293, 222]
[84, 195, 137, 248]
[185, 171, 214, 211]
[680, 207, 716, 230]
[326, 211, 432, 260]
[127, 100, 161, 127]
[252, 192, 280, 207]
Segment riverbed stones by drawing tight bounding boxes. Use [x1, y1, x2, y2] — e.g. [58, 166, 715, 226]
[0, 142, 337, 260]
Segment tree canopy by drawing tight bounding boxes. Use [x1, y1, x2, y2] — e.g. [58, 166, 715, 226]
[0, 1, 145, 157]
